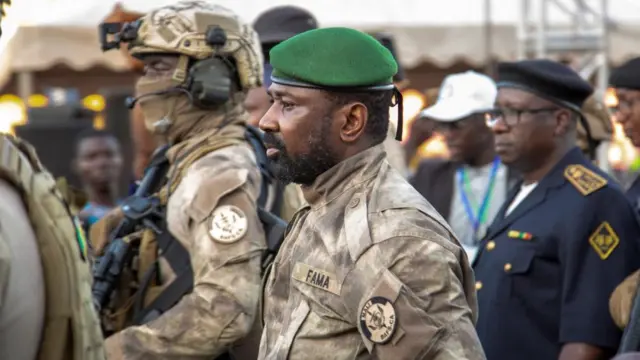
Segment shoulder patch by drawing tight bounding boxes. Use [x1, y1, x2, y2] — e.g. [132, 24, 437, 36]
[564, 164, 607, 196]
[208, 205, 248, 244]
[359, 296, 397, 344]
[589, 221, 619, 260]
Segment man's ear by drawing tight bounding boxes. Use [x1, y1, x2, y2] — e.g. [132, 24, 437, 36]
[339, 102, 368, 143]
[554, 109, 573, 136]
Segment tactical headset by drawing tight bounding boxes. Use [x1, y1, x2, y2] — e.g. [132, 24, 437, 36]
[182, 54, 240, 110]
[99, 22, 241, 110]
[176, 25, 241, 109]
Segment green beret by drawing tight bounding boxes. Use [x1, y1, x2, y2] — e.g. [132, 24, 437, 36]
[269, 27, 398, 90]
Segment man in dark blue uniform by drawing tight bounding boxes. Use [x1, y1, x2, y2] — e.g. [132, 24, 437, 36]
[474, 59, 640, 360]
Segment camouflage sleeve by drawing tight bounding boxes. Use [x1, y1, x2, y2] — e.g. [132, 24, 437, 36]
[610, 269, 640, 329]
[105, 163, 266, 359]
[349, 218, 485, 359]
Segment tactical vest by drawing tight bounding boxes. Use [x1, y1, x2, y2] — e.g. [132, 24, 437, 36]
[0, 134, 105, 360]
[104, 126, 285, 331]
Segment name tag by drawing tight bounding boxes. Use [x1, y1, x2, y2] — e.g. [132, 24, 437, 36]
[292, 262, 341, 295]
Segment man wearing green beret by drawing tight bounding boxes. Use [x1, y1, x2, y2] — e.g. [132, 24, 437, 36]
[258, 27, 485, 359]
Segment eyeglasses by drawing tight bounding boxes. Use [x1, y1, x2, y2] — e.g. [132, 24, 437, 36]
[608, 98, 640, 115]
[485, 107, 559, 129]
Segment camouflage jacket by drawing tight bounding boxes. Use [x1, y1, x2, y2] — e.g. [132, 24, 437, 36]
[259, 144, 485, 359]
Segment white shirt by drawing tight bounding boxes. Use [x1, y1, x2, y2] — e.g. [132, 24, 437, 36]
[506, 182, 539, 216]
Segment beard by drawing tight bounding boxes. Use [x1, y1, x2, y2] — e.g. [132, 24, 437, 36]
[263, 117, 339, 186]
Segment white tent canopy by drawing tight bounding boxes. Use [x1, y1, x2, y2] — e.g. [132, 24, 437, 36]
[1, 0, 639, 89]
[17, 0, 640, 27]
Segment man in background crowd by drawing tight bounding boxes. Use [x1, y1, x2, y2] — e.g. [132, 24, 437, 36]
[74, 129, 123, 231]
[403, 87, 440, 169]
[246, 5, 318, 127]
[410, 71, 517, 260]
[247, 5, 318, 222]
[608, 57, 640, 204]
[605, 57, 640, 344]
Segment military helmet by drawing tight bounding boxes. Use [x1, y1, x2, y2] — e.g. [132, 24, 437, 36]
[128, 1, 264, 91]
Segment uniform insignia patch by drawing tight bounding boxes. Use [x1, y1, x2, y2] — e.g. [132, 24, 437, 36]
[589, 221, 619, 260]
[564, 164, 607, 196]
[208, 205, 248, 244]
[508, 230, 532, 240]
[359, 296, 397, 344]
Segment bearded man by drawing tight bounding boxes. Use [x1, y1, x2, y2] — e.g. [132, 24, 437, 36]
[257, 27, 485, 360]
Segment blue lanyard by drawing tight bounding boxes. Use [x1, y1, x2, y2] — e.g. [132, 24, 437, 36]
[456, 157, 500, 236]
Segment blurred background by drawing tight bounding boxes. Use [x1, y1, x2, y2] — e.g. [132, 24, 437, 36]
[0, 0, 636, 196]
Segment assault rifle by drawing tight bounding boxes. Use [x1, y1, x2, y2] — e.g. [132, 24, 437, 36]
[91, 145, 170, 314]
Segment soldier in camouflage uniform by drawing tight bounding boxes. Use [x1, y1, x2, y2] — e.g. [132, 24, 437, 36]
[258, 27, 484, 359]
[0, 1, 105, 359]
[95, 2, 269, 358]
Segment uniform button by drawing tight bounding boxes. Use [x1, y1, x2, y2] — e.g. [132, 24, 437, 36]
[486, 240, 496, 251]
[504, 263, 512, 272]
[349, 197, 360, 208]
[475, 281, 483, 290]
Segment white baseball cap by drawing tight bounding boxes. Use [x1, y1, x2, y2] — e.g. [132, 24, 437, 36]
[420, 71, 497, 122]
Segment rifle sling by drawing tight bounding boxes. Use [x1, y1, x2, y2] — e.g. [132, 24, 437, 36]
[132, 230, 193, 325]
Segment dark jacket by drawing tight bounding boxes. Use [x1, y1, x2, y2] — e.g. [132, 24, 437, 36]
[409, 158, 519, 220]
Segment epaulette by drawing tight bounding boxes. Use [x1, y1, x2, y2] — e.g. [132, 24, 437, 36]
[564, 164, 607, 196]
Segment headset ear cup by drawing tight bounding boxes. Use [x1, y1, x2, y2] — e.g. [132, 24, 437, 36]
[185, 57, 236, 109]
[190, 81, 205, 108]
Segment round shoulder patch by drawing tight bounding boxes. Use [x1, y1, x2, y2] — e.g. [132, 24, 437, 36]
[208, 205, 248, 244]
[359, 296, 397, 344]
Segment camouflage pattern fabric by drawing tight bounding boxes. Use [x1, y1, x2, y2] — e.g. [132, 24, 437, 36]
[104, 125, 267, 359]
[259, 144, 485, 359]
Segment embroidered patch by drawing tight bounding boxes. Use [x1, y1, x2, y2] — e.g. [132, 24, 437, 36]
[359, 296, 397, 344]
[564, 164, 607, 196]
[208, 205, 248, 244]
[589, 221, 619, 260]
[508, 230, 532, 240]
[292, 262, 340, 295]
